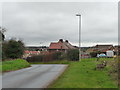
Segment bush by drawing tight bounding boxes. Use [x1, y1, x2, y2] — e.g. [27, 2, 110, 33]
[27, 50, 80, 62]
[67, 49, 79, 61]
[90, 51, 101, 57]
[2, 39, 25, 59]
[90, 52, 97, 57]
[52, 52, 63, 60]
[26, 55, 44, 62]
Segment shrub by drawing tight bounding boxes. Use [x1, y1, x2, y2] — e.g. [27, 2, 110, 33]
[67, 49, 79, 61]
[26, 55, 44, 62]
[90, 52, 97, 57]
[2, 39, 25, 59]
[90, 51, 101, 57]
[52, 52, 63, 60]
[44, 52, 64, 62]
[26, 51, 64, 62]
[43, 53, 53, 62]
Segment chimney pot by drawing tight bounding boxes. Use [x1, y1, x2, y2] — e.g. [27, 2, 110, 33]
[59, 39, 63, 43]
[65, 40, 68, 43]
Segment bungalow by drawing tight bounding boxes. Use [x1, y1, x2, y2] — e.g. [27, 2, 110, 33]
[48, 39, 76, 53]
[86, 44, 114, 54]
[95, 44, 114, 54]
[95, 44, 113, 50]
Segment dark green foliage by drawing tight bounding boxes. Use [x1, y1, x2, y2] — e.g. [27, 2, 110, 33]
[0, 27, 6, 41]
[26, 51, 63, 62]
[27, 50, 79, 62]
[2, 41, 8, 60]
[90, 52, 97, 57]
[2, 39, 25, 59]
[26, 55, 44, 62]
[52, 52, 63, 60]
[67, 49, 79, 61]
[119, 51, 120, 56]
[43, 52, 63, 62]
[0, 32, 5, 41]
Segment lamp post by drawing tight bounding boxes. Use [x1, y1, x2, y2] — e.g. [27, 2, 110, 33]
[76, 14, 81, 61]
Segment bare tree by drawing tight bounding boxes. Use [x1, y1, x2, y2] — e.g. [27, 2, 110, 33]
[0, 27, 7, 41]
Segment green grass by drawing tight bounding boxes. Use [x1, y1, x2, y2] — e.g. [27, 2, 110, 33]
[1, 59, 30, 72]
[49, 58, 117, 88]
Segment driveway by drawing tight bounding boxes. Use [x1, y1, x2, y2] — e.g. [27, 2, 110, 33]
[2, 64, 68, 88]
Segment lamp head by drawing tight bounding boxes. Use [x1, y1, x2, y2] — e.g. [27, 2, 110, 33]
[76, 14, 81, 16]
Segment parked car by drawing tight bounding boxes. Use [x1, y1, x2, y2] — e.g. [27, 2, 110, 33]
[97, 53, 107, 58]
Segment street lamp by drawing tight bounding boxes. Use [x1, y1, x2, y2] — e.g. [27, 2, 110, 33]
[76, 14, 81, 61]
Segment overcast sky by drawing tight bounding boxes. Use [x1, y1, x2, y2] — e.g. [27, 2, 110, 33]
[1, 2, 118, 47]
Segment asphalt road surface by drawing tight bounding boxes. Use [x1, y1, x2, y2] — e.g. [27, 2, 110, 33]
[2, 64, 68, 88]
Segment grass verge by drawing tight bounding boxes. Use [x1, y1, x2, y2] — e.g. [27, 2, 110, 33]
[49, 58, 117, 88]
[1, 59, 30, 72]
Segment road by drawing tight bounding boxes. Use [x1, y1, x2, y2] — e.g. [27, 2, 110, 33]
[2, 64, 68, 88]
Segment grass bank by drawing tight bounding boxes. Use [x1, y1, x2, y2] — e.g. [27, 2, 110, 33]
[1, 59, 30, 72]
[49, 58, 117, 88]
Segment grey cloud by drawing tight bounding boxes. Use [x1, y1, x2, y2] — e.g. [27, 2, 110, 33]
[2, 2, 118, 47]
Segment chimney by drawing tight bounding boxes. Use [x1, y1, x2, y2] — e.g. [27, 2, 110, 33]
[65, 40, 68, 43]
[59, 39, 63, 43]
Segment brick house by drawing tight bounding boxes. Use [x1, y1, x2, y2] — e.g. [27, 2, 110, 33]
[48, 39, 77, 53]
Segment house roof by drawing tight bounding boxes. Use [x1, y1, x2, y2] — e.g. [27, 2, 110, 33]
[86, 44, 114, 53]
[49, 42, 68, 49]
[49, 39, 76, 50]
[95, 45, 113, 49]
